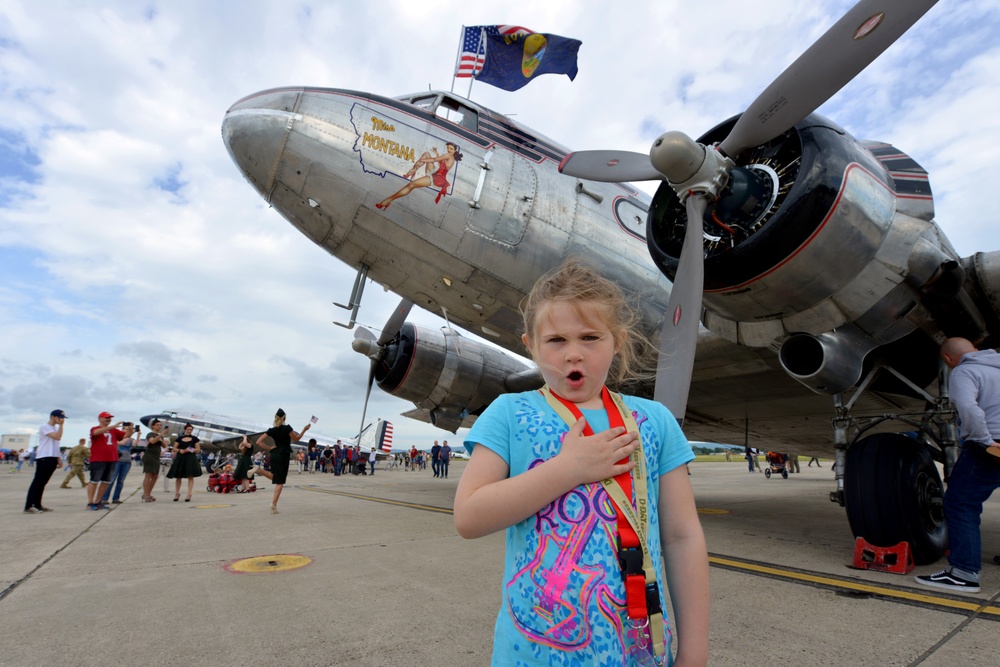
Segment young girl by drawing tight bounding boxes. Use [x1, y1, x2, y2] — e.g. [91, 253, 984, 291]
[233, 435, 254, 492]
[454, 259, 709, 666]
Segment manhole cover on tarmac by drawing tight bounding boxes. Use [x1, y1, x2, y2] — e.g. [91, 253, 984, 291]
[224, 554, 313, 574]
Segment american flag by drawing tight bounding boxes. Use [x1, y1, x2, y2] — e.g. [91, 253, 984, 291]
[455, 25, 533, 78]
[380, 420, 394, 452]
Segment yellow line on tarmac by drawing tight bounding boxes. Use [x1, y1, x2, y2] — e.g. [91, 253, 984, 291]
[300, 485, 454, 515]
[299, 485, 1000, 619]
[709, 554, 1000, 618]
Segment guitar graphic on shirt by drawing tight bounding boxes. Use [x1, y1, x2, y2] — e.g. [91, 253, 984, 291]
[508, 490, 606, 649]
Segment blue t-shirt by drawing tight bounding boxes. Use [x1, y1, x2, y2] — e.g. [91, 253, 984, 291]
[464, 390, 694, 666]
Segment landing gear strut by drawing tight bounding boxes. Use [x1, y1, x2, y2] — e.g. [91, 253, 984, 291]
[828, 359, 959, 565]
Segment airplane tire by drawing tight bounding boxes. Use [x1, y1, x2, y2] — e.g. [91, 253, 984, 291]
[844, 433, 947, 565]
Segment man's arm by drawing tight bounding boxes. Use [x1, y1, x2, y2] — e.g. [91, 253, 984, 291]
[950, 371, 997, 445]
[91, 422, 121, 438]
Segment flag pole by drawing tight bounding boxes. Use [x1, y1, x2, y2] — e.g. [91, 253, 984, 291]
[450, 25, 466, 94]
[466, 26, 484, 100]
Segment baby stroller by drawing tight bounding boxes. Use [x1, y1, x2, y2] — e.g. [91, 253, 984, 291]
[207, 471, 241, 493]
[764, 452, 789, 479]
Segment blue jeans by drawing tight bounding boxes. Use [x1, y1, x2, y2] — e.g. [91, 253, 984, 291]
[944, 446, 1000, 574]
[101, 460, 132, 502]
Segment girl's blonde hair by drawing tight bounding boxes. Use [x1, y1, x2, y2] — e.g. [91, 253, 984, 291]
[273, 408, 287, 428]
[521, 258, 654, 390]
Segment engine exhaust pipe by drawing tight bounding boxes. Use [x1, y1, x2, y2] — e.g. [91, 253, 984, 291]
[779, 330, 874, 394]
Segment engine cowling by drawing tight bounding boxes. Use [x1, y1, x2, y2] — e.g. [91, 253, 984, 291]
[369, 323, 541, 432]
[646, 113, 992, 394]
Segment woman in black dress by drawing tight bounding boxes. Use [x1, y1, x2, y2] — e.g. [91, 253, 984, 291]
[233, 435, 254, 492]
[254, 408, 310, 513]
[166, 423, 202, 501]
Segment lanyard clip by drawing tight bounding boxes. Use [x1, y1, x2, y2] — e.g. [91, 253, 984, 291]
[616, 535, 644, 579]
[644, 582, 662, 616]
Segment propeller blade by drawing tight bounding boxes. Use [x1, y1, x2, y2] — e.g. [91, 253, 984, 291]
[357, 359, 376, 440]
[719, 0, 939, 157]
[653, 195, 707, 422]
[378, 299, 413, 346]
[558, 150, 664, 183]
[355, 299, 412, 438]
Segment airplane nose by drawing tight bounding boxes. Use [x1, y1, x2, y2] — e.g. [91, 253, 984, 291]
[139, 415, 158, 427]
[221, 89, 302, 201]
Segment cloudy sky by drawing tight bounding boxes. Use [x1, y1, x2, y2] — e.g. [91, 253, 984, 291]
[1, 0, 997, 449]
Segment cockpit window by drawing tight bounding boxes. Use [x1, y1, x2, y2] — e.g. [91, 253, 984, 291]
[436, 97, 478, 132]
[402, 93, 479, 132]
[409, 94, 440, 110]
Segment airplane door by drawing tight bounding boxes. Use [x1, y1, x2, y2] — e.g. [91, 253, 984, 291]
[499, 155, 538, 245]
[464, 152, 537, 246]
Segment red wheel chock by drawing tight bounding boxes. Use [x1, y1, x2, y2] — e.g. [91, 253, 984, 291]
[850, 537, 914, 574]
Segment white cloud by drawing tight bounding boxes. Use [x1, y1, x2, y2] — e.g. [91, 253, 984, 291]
[0, 0, 997, 447]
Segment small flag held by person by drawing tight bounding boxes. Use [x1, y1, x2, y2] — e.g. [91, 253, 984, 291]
[310, 415, 319, 424]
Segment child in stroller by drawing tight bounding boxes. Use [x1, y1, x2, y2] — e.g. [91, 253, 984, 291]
[764, 452, 789, 479]
[207, 464, 256, 493]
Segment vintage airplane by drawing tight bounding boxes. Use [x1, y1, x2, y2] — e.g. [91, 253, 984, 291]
[139, 409, 395, 458]
[220, 0, 1000, 564]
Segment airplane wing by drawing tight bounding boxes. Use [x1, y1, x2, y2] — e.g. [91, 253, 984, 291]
[400, 408, 477, 431]
[201, 432, 269, 453]
[683, 332, 923, 456]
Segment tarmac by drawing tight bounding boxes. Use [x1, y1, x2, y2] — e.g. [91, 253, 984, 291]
[2, 459, 999, 666]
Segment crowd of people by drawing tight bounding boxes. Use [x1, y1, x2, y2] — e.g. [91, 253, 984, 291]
[16, 408, 456, 516]
[1, 447, 35, 472]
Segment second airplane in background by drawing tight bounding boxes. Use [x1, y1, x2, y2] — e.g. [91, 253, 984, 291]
[139, 409, 395, 457]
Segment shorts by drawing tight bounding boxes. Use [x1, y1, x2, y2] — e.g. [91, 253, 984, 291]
[89, 461, 115, 484]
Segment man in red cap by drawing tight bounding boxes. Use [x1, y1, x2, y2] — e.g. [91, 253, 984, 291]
[87, 411, 132, 510]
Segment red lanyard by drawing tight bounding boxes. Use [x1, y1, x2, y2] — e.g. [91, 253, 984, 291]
[546, 387, 647, 619]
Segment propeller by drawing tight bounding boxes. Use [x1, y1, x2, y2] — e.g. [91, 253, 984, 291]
[653, 195, 707, 416]
[351, 298, 413, 439]
[557, 150, 662, 183]
[559, 0, 939, 420]
[719, 0, 939, 158]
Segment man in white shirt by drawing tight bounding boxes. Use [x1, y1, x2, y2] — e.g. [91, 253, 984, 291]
[24, 409, 66, 513]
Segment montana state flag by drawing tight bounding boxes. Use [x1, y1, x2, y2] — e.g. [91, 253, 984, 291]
[476, 32, 582, 92]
